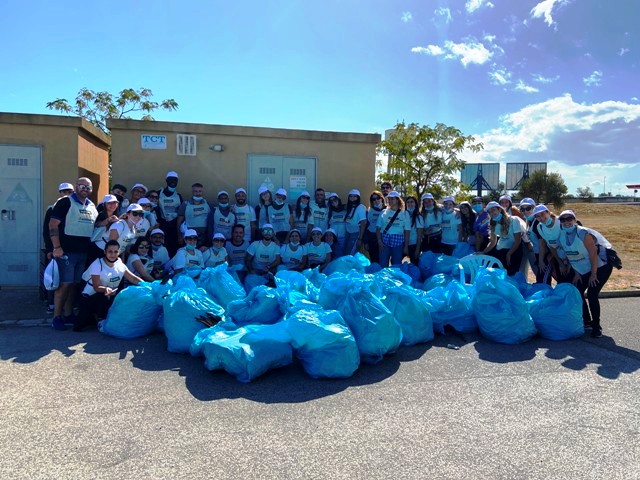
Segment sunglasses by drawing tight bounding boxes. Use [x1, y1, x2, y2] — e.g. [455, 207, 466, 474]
[130, 211, 144, 217]
[330, 198, 339, 202]
[371, 196, 381, 201]
[520, 206, 533, 212]
[311, 232, 322, 236]
[559, 217, 575, 223]
[133, 189, 145, 194]
[148, 195, 159, 200]
[138, 244, 150, 249]
[213, 238, 225, 243]
[78, 185, 92, 191]
[185, 236, 198, 241]
[262, 229, 274, 234]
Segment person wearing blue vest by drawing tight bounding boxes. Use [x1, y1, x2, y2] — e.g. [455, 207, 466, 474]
[157, 171, 183, 257]
[49, 177, 99, 331]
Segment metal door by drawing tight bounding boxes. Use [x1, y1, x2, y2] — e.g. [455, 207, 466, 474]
[0, 145, 42, 286]
[248, 154, 316, 204]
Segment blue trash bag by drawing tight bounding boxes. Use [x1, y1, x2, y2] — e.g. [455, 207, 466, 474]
[190, 317, 241, 357]
[227, 285, 287, 326]
[302, 267, 327, 302]
[420, 273, 453, 292]
[382, 285, 434, 345]
[162, 287, 226, 353]
[418, 251, 438, 279]
[318, 272, 355, 310]
[243, 273, 268, 294]
[452, 242, 474, 259]
[101, 283, 162, 338]
[337, 282, 403, 364]
[527, 283, 584, 340]
[364, 262, 382, 274]
[275, 270, 309, 295]
[284, 309, 360, 378]
[287, 297, 324, 316]
[472, 268, 536, 344]
[152, 275, 198, 307]
[369, 267, 412, 297]
[197, 265, 246, 309]
[400, 262, 421, 283]
[198, 323, 293, 383]
[524, 282, 552, 299]
[432, 254, 461, 275]
[423, 280, 477, 334]
[506, 272, 529, 296]
[323, 253, 370, 276]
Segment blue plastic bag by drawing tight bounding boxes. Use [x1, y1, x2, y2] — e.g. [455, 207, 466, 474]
[452, 242, 474, 259]
[197, 264, 246, 308]
[163, 287, 226, 353]
[275, 270, 310, 296]
[318, 273, 355, 310]
[527, 283, 584, 340]
[199, 323, 293, 383]
[421, 273, 453, 292]
[243, 273, 268, 294]
[323, 253, 370, 276]
[302, 267, 327, 302]
[472, 268, 536, 344]
[399, 262, 421, 284]
[370, 268, 412, 297]
[382, 285, 434, 345]
[419, 251, 459, 278]
[337, 282, 402, 364]
[227, 285, 287, 326]
[423, 280, 477, 334]
[284, 309, 360, 378]
[101, 283, 162, 338]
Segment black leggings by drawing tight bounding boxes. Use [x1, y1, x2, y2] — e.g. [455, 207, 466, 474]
[77, 292, 115, 328]
[487, 244, 524, 276]
[574, 263, 613, 328]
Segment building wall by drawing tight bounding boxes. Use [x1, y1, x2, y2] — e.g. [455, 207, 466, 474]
[77, 130, 110, 201]
[108, 119, 380, 203]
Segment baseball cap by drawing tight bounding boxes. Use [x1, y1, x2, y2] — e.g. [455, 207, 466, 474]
[258, 185, 270, 195]
[58, 182, 74, 191]
[262, 223, 274, 230]
[102, 194, 118, 203]
[421, 193, 434, 200]
[387, 191, 401, 198]
[217, 190, 229, 197]
[212, 233, 226, 240]
[559, 209, 576, 219]
[137, 197, 151, 206]
[443, 195, 455, 204]
[348, 189, 360, 196]
[131, 183, 148, 193]
[533, 205, 549, 215]
[519, 197, 536, 207]
[486, 201, 501, 210]
[126, 203, 143, 212]
[275, 188, 287, 197]
[184, 229, 198, 238]
[235, 187, 247, 195]
[299, 191, 311, 198]
[150, 228, 165, 236]
[166, 171, 179, 179]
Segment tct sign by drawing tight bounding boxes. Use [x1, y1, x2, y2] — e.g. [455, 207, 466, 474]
[141, 134, 167, 150]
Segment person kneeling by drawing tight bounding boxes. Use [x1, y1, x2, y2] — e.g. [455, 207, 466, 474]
[75, 240, 143, 331]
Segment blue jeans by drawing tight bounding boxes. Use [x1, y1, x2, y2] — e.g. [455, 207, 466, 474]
[56, 252, 88, 284]
[344, 232, 360, 256]
[379, 245, 404, 267]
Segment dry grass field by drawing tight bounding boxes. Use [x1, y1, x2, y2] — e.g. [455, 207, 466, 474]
[563, 202, 640, 291]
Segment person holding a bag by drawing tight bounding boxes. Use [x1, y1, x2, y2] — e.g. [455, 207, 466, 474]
[376, 191, 409, 267]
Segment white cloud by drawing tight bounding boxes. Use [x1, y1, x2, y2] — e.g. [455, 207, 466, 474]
[411, 39, 492, 67]
[618, 47, 630, 56]
[514, 80, 539, 93]
[583, 70, 603, 87]
[466, 0, 494, 14]
[489, 68, 512, 86]
[401, 11, 413, 23]
[530, 0, 565, 27]
[434, 7, 452, 24]
[632, 97, 639, 102]
[532, 74, 559, 84]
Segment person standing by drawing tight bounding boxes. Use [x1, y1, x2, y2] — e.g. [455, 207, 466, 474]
[472, 197, 490, 252]
[310, 188, 329, 233]
[344, 189, 367, 255]
[227, 224, 251, 284]
[209, 190, 236, 241]
[49, 177, 98, 330]
[481, 201, 523, 276]
[364, 190, 385, 264]
[177, 183, 211, 248]
[376, 191, 409, 267]
[440, 196, 462, 256]
[231, 188, 256, 242]
[157, 171, 183, 256]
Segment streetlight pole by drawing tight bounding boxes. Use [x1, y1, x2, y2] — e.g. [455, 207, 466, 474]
[604, 176, 606, 195]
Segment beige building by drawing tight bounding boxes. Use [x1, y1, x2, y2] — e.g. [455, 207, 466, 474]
[0, 112, 110, 286]
[108, 118, 380, 204]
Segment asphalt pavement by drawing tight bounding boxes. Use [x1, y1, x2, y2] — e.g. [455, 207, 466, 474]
[1, 297, 639, 479]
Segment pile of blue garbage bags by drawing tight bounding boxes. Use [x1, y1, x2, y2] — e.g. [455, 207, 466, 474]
[100, 250, 585, 383]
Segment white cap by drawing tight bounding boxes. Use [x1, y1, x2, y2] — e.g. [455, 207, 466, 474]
[348, 189, 360, 196]
[258, 185, 270, 195]
[150, 228, 165, 236]
[325, 228, 337, 236]
[443, 195, 455, 204]
[132, 183, 148, 193]
[311, 227, 323, 234]
[212, 232, 226, 240]
[137, 197, 151, 205]
[275, 188, 287, 197]
[126, 203, 143, 212]
[58, 182, 74, 191]
[421, 193, 434, 200]
[166, 171, 179, 179]
[387, 191, 401, 198]
[559, 209, 576, 219]
[519, 197, 535, 207]
[235, 187, 247, 195]
[184, 229, 198, 237]
[499, 194, 512, 203]
[533, 205, 549, 215]
[486, 201, 501, 210]
[102, 194, 118, 203]
[299, 190, 311, 198]
[217, 190, 229, 197]
[289, 228, 301, 237]
[262, 223, 274, 230]
[328, 192, 340, 199]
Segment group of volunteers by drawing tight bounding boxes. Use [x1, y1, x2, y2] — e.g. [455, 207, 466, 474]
[44, 173, 614, 338]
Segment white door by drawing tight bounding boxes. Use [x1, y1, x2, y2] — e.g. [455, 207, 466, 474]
[0, 145, 42, 286]
[248, 154, 316, 204]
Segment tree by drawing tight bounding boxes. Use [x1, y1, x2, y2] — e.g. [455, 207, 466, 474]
[576, 186, 594, 202]
[46, 87, 178, 134]
[518, 170, 568, 209]
[377, 121, 483, 199]
[488, 181, 507, 202]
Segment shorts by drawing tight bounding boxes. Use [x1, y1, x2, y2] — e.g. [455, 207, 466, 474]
[56, 252, 88, 284]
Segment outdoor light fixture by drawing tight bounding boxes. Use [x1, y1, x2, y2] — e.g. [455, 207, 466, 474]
[209, 144, 225, 152]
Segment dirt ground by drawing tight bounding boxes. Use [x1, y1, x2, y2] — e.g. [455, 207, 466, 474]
[559, 202, 640, 291]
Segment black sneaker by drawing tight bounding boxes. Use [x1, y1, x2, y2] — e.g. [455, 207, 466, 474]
[583, 321, 593, 331]
[591, 327, 603, 338]
[52, 316, 67, 331]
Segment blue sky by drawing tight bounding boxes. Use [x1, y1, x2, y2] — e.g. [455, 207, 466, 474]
[1, 0, 639, 195]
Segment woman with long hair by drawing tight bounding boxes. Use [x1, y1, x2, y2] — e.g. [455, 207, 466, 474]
[481, 201, 523, 276]
[420, 193, 443, 254]
[404, 196, 423, 264]
[376, 191, 408, 267]
[364, 190, 385, 264]
[126, 236, 155, 283]
[344, 189, 367, 256]
[293, 191, 314, 243]
[328, 193, 348, 258]
[458, 201, 477, 250]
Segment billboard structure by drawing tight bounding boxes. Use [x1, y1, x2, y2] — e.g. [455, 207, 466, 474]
[460, 163, 500, 197]
[505, 162, 547, 190]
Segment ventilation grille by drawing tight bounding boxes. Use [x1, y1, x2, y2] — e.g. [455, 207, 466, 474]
[259, 167, 276, 175]
[8, 158, 28, 166]
[176, 134, 197, 156]
[290, 168, 305, 175]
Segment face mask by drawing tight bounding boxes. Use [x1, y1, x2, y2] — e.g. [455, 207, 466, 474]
[218, 202, 229, 208]
[275, 199, 284, 206]
[561, 225, 576, 233]
[193, 196, 203, 202]
[493, 213, 503, 222]
[185, 244, 196, 252]
[144, 211, 152, 218]
[290, 241, 300, 247]
[151, 202, 157, 209]
[407, 207, 415, 213]
[326, 239, 333, 246]
[445, 207, 454, 214]
[525, 214, 535, 222]
[211, 246, 221, 253]
[151, 244, 161, 251]
[167, 186, 176, 193]
[300, 200, 309, 206]
[424, 206, 434, 212]
[472, 205, 483, 213]
[544, 217, 553, 227]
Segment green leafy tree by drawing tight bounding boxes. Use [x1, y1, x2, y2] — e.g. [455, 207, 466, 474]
[488, 181, 507, 202]
[377, 121, 483, 199]
[518, 170, 568, 208]
[576, 186, 594, 202]
[46, 87, 178, 134]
